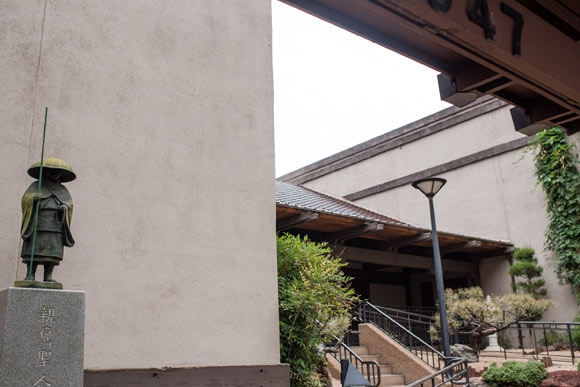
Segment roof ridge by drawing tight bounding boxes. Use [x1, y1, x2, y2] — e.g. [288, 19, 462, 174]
[278, 96, 503, 182]
[292, 181, 414, 227]
[275, 180, 513, 246]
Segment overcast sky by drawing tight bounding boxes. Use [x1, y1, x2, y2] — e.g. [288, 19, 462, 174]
[272, 1, 451, 177]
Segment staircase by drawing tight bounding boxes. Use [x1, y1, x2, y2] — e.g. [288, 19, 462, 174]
[328, 302, 471, 386]
[358, 302, 449, 370]
[346, 332, 406, 386]
[355, 302, 470, 386]
[326, 331, 405, 386]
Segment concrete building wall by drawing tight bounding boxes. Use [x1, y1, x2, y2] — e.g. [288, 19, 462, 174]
[296, 103, 580, 321]
[301, 102, 517, 198]
[1, 0, 280, 370]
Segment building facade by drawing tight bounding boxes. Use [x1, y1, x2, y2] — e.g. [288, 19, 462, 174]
[281, 97, 580, 321]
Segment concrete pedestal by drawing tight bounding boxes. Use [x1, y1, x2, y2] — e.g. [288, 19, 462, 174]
[483, 332, 503, 352]
[0, 287, 85, 387]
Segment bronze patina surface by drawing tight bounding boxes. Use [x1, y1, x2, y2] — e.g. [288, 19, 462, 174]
[16, 158, 76, 289]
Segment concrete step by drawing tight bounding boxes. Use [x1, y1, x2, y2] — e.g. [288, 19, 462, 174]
[348, 345, 369, 356]
[379, 373, 405, 386]
[379, 364, 393, 374]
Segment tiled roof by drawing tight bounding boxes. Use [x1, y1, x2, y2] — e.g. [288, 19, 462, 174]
[275, 180, 512, 246]
[275, 180, 411, 226]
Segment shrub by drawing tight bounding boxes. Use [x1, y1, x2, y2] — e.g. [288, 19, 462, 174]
[277, 234, 359, 387]
[577, 361, 580, 372]
[509, 247, 547, 303]
[430, 287, 554, 349]
[497, 330, 512, 349]
[482, 361, 547, 387]
[572, 313, 580, 349]
[540, 330, 567, 347]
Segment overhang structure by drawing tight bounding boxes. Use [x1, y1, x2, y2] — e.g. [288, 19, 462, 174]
[280, 0, 580, 135]
[276, 180, 513, 305]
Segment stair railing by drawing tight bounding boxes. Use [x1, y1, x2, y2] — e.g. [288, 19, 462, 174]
[375, 305, 436, 326]
[328, 333, 381, 387]
[359, 301, 453, 370]
[371, 304, 435, 345]
[406, 358, 470, 387]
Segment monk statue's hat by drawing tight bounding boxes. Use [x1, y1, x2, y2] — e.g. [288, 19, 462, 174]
[27, 158, 76, 182]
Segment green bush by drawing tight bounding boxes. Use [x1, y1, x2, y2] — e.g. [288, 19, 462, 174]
[509, 247, 547, 302]
[540, 330, 567, 347]
[482, 361, 547, 387]
[572, 313, 580, 348]
[497, 330, 512, 349]
[577, 361, 580, 372]
[277, 234, 359, 387]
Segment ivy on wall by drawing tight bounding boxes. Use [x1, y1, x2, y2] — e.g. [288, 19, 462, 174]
[528, 127, 580, 303]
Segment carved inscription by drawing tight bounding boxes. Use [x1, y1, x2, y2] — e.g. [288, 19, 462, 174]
[427, 0, 525, 56]
[34, 306, 56, 386]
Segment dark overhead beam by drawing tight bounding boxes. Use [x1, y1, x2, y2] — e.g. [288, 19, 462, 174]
[438, 74, 478, 107]
[441, 240, 483, 255]
[361, 262, 389, 271]
[477, 78, 515, 94]
[375, 232, 432, 252]
[327, 223, 384, 245]
[510, 107, 548, 136]
[276, 211, 318, 233]
[471, 247, 515, 260]
[562, 118, 580, 135]
[529, 97, 572, 123]
[280, 0, 455, 74]
[331, 244, 472, 272]
[553, 114, 580, 125]
[343, 268, 407, 286]
[455, 65, 501, 91]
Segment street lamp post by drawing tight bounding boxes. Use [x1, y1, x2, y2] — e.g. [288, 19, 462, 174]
[412, 177, 451, 360]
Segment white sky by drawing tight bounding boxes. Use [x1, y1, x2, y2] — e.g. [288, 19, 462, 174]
[272, 1, 451, 177]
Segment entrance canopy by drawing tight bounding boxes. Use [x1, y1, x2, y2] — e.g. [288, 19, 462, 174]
[276, 180, 513, 306]
[281, 0, 580, 135]
[276, 180, 513, 264]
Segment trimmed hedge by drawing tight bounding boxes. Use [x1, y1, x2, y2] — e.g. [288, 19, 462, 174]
[482, 361, 547, 387]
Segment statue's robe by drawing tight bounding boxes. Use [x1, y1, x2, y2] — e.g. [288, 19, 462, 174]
[20, 180, 74, 264]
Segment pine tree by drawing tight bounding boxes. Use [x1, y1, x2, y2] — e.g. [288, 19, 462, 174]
[509, 247, 547, 299]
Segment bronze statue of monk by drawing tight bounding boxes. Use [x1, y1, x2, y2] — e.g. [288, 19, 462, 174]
[20, 158, 75, 284]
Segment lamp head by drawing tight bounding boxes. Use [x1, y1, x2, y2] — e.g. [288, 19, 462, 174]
[412, 177, 447, 198]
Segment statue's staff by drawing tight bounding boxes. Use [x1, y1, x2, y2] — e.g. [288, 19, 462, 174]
[27, 107, 48, 281]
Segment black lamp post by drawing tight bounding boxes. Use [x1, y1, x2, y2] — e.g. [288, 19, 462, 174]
[412, 177, 451, 360]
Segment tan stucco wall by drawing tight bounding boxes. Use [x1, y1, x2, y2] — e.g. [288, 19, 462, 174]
[1, 0, 279, 369]
[301, 105, 580, 321]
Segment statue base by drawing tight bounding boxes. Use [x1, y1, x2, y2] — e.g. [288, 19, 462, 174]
[0, 287, 85, 387]
[13, 280, 63, 290]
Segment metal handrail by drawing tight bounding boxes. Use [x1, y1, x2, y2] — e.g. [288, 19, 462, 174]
[375, 305, 436, 324]
[406, 358, 470, 387]
[359, 302, 452, 370]
[519, 321, 580, 325]
[383, 305, 438, 317]
[329, 333, 381, 387]
[489, 321, 580, 365]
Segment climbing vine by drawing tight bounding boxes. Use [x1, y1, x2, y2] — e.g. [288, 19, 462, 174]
[528, 127, 580, 302]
